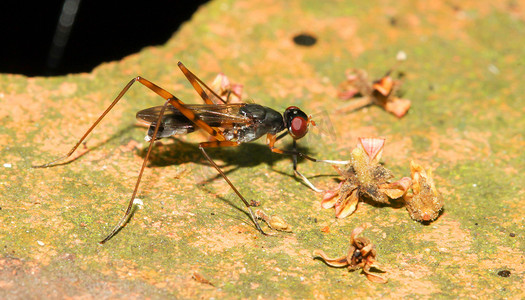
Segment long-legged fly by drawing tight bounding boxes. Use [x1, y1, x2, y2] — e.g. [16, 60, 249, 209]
[33, 62, 347, 243]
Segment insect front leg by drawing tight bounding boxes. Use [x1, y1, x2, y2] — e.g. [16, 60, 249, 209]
[266, 134, 350, 192]
[290, 140, 324, 193]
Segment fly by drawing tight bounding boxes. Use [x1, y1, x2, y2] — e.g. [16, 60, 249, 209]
[33, 62, 346, 243]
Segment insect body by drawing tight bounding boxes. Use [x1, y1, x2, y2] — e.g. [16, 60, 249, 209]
[139, 103, 301, 144]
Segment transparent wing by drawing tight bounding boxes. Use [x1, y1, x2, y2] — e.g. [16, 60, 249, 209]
[136, 103, 251, 131]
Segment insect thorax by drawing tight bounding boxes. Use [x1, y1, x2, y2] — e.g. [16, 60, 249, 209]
[223, 104, 285, 143]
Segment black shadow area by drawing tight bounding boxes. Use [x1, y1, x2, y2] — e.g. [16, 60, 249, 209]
[0, 0, 209, 76]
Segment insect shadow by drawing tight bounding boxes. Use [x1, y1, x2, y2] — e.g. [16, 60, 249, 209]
[37, 124, 137, 168]
[132, 136, 318, 225]
[138, 136, 318, 186]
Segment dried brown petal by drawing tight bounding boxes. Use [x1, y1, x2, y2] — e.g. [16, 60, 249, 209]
[363, 269, 389, 283]
[192, 272, 215, 286]
[359, 243, 374, 257]
[335, 188, 359, 218]
[312, 250, 349, 267]
[352, 236, 372, 253]
[321, 181, 342, 209]
[379, 176, 412, 199]
[321, 194, 338, 209]
[384, 97, 411, 118]
[410, 161, 437, 194]
[350, 226, 366, 241]
[361, 251, 388, 284]
[372, 76, 394, 97]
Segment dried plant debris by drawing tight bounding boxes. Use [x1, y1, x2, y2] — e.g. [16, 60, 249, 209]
[337, 68, 411, 118]
[210, 72, 244, 104]
[321, 138, 411, 218]
[255, 210, 292, 232]
[192, 272, 215, 286]
[313, 226, 388, 283]
[404, 160, 444, 222]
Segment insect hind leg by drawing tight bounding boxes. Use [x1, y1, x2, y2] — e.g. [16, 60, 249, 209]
[199, 140, 271, 235]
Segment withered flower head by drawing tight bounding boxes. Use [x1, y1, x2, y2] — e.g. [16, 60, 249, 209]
[321, 138, 411, 218]
[405, 161, 444, 222]
[338, 68, 411, 118]
[255, 210, 292, 232]
[313, 226, 388, 283]
[210, 73, 244, 104]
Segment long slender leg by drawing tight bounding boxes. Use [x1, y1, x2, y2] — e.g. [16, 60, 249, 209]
[32, 78, 143, 168]
[177, 62, 229, 105]
[267, 133, 349, 165]
[33, 76, 245, 243]
[100, 78, 268, 242]
[291, 140, 324, 193]
[100, 100, 169, 244]
[274, 132, 323, 191]
[266, 134, 349, 192]
[130, 77, 227, 141]
[178, 62, 344, 191]
[199, 141, 269, 235]
[32, 76, 224, 168]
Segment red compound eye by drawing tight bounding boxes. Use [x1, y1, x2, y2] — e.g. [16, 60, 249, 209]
[290, 116, 308, 139]
[284, 106, 309, 139]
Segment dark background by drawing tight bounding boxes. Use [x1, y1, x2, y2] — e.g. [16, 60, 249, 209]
[0, 0, 208, 76]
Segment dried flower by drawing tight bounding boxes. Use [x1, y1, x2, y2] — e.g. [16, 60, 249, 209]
[255, 210, 292, 232]
[338, 69, 411, 118]
[404, 161, 444, 222]
[321, 138, 411, 218]
[313, 226, 388, 283]
[210, 73, 244, 104]
[192, 272, 215, 286]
